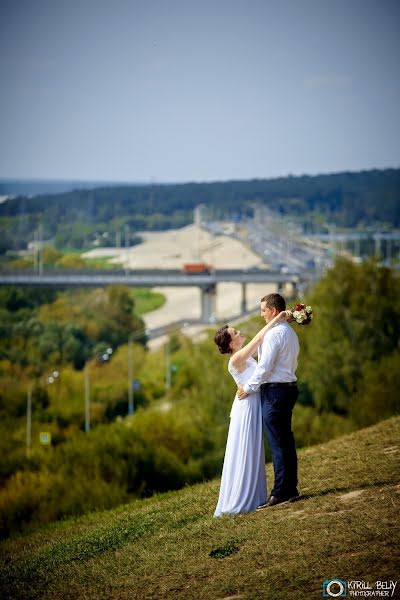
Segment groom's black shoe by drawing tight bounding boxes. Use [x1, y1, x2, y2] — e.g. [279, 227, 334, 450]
[256, 495, 289, 510]
[257, 493, 299, 510]
[266, 495, 292, 507]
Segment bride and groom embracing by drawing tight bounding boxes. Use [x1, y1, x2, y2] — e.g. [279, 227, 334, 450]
[213, 292, 300, 516]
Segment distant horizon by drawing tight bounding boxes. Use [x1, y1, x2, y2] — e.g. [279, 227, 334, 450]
[1, 164, 399, 188]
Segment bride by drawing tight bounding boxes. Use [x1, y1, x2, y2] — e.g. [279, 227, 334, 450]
[213, 310, 291, 516]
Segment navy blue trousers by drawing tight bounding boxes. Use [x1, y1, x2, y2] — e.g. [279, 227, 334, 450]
[260, 384, 299, 498]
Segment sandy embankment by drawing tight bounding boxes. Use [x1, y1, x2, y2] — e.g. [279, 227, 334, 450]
[83, 224, 275, 345]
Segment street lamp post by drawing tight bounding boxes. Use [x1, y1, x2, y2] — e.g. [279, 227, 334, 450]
[26, 386, 32, 458]
[84, 363, 90, 433]
[165, 337, 171, 391]
[164, 323, 187, 392]
[126, 329, 149, 415]
[84, 347, 113, 433]
[26, 370, 60, 458]
[47, 370, 60, 402]
[124, 225, 130, 274]
[38, 222, 43, 276]
[128, 335, 134, 415]
[47, 370, 59, 384]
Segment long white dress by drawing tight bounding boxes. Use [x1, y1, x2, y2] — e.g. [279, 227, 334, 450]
[214, 356, 267, 517]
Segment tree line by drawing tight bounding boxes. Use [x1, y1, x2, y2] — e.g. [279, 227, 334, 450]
[0, 168, 399, 252]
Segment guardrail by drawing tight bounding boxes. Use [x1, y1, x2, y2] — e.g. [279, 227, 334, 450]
[0, 269, 306, 288]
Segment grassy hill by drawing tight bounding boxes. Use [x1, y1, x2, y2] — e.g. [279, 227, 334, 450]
[1, 416, 399, 600]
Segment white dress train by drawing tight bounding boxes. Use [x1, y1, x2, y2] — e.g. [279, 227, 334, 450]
[214, 357, 267, 517]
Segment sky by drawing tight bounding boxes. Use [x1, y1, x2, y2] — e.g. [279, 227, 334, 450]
[0, 0, 399, 183]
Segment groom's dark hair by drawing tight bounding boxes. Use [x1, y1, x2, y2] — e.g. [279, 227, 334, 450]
[261, 293, 286, 312]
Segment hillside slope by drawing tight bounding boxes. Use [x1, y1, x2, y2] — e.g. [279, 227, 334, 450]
[1, 417, 399, 600]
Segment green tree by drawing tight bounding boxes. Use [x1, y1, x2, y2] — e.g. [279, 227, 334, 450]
[43, 245, 62, 265]
[298, 258, 400, 415]
[56, 253, 86, 269]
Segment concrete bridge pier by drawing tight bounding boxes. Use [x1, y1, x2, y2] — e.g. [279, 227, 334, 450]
[387, 239, 392, 263]
[355, 237, 361, 258]
[277, 282, 284, 295]
[241, 282, 247, 314]
[200, 284, 217, 323]
[288, 280, 298, 300]
[374, 235, 382, 258]
[276, 280, 299, 301]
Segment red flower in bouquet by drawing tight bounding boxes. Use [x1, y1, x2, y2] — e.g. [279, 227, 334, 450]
[289, 303, 313, 325]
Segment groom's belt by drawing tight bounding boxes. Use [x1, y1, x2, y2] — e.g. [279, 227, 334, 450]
[262, 381, 298, 388]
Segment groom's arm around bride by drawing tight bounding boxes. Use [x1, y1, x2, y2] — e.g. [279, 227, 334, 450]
[238, 292, 300, 506]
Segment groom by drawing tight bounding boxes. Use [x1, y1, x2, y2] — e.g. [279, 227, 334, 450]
[237, 292, 299, 508]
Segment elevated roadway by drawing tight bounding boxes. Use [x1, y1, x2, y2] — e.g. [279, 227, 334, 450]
[0, 268, 310, 323]
[0, 268, 304, 287]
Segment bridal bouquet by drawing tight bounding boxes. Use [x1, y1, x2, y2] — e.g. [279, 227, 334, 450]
[289, 303, 313, 325]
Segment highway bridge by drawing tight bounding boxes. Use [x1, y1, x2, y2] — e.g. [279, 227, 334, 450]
[0, 268, 309, 323]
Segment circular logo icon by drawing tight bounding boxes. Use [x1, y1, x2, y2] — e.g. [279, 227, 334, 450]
[326, 579, 346, 597]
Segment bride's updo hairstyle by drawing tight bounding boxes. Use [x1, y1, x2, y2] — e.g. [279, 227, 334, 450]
[214, 325, 232, 354]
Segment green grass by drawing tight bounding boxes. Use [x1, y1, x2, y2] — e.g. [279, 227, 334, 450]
[82, 255, 120, 269]
[1, 416, 399, 600]
[130, 288, 165, 316]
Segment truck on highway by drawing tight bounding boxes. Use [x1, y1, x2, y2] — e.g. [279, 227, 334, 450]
[182, 263, 214, 274]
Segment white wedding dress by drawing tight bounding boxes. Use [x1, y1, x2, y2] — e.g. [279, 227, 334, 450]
[214, 356, 267, 517]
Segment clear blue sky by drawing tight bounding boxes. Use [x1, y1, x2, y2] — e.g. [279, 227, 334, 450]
[0, 0, 399, 183]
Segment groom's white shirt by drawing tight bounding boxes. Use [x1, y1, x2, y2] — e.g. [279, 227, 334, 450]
[243, 322, 299, 394]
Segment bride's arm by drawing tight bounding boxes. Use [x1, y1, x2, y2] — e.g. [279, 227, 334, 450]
[230, 311, 290, 369]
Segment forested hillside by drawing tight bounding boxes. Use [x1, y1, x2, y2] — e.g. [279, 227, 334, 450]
[1, 168, 399, 251]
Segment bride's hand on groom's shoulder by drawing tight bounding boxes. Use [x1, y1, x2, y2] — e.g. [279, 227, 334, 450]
[277, 310, 293, 322]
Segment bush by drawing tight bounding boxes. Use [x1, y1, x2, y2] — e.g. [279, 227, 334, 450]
[0, 470, 57, 537]
[350, 350, 400, 427]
